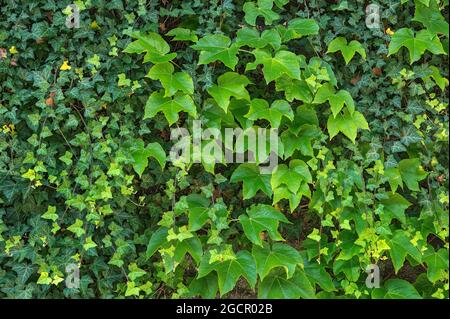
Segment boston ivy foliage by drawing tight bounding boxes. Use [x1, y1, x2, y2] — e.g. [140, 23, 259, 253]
[0, 0, 448, 299]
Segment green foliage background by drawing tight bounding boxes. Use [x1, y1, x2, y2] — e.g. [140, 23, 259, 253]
[0, 0, 448, 299]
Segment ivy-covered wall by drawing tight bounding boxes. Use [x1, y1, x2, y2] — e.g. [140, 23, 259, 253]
[0, 0, 448, 299]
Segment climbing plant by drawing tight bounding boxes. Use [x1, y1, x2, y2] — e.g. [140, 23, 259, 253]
[0, 0, 448, 299]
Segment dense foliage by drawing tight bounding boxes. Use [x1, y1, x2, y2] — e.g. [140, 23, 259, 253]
[0, 0, 448, 299]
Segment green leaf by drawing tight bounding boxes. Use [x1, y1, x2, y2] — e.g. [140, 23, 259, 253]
[245, 99, 293, 128]
[186, 194, 211, 232]
[128, 263, 146, 281]
[146, 227, 168, 257]
[327, 37, 366, 64]
[207, 72, 251, 112]
[388, 28, 446, 64]
[281, 125, 319, 158]
[243, 0, 280, 26]
[42, 205, 58, 222]
[387, 231, 422, 273]
[166, 27, 198, 42]
[230, 163, 272, 199]
[191, 34, 239, 69]
[258, 269, 316, 299]
[146, 62, 194, 97]
[174, 235, 203, 264]
[236, 28, 281, 50]
[131, 140, 166, 177]
[239, 204, 290, 246]
[328, 90, 355, 117]
[67, 219, 85, 238]
[271, 160, 312, 193]
[327, 109, 369, 143]
[198, 250, 257, 296]
[373, 279, 422, 299]
[413, 0, 449, 37]
[246, 49, 301, 83]
[124, 32, 176, 63]
[252, 243, 301, 280]
[423, 248, 449, 283]
[380, 192, 411, 225]
[275, 77, 313, 103]
[144, 91, 197, 125]
[287, 18, 319, 38]
[384, 167, 403, 192]
[398, 158, 427, 191]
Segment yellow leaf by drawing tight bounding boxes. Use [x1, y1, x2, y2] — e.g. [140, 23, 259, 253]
[60, 60, 71, 71]
[91, 20, 100, 30]
[9, 46, 18, 54]
[386, 28, 394, 36]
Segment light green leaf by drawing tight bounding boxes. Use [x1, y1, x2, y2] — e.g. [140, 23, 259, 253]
[327, 109, 369, 143]
[246, 49, 301, 83]
[67, 219, 85, 238]
[327, 37, 366, 64]
[42, 205, 58, 222]
[198, 250, 257, 296]
[380, 192, 411, 224]
[271, 160, 312, 193]
[388, 28, 445, 64]
[144, 91, 197, 125]
[243, 0, 280, 26]
[239, 204, 290, 246]
[207, 72, 251, 112]
[124, 32, 176, 63]
[373, 279, 422, 299]
[413, 0, 449, 37]
[146, 62, 194, 97]
[230, 163, 272, 199]
[186, 194, 211, 232]
[398, 158, 427, 191]
[166, 27, 198, 42]
[252, 243, 302, 280]
[245, 99, 293, 128]
[191, 34, 239, 69]
[236, 28, 281, 50]
[423, 248, 449, 283]
[387, 231, 422, 273]
[287, 18, 319, 38]
[258, 269, 316, 299]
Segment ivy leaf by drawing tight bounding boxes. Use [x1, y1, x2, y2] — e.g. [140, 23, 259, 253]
[424, 65, 449, 91]
[123, 32, 177, 63]
[128, 263, 146, 281]
[423, 249, 449, 283]
[67, 219, 85, 238]
[271, 160, 312, 193]
[328, 90, 355, 117]
[191, 34, 239, 69]
[327, 37, 366, 64]
[388, 28, 446, 64]
[131, 140, 166, 177]
[42, 205, 58, 222]
[197, 250, 257, 296]
[146, 227, 168, 257]
[166, 27, 198, 42]
[174, 235, 203, 265]
[243, 0, 280, 26]
[327, 109, 369, 143]
[380, 192, 411, 225]
[387, 231, 422, 273]
[246, 49, 301, 83]
[207, 72, 251, 112]
[186, 194, 210, 232]
[281, 124, 319, 158]
[275, 77, 313, 103]
[252, 243, 302, 280]
[258, 269, 316, 299]
[384, 167, 403, 192]
[239, 204, 290, 246]
[413, 1, 449, 37]
[398, 158, 427, 191]
[236, 28, 281, 50]
[230, 163, 272, 199]
[146, 62, 194, 97]
[245, 99, 293, 128]
[144, 91, 197, 125]
[372, 279, 422, 299]
[287, 18, 319, 38]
